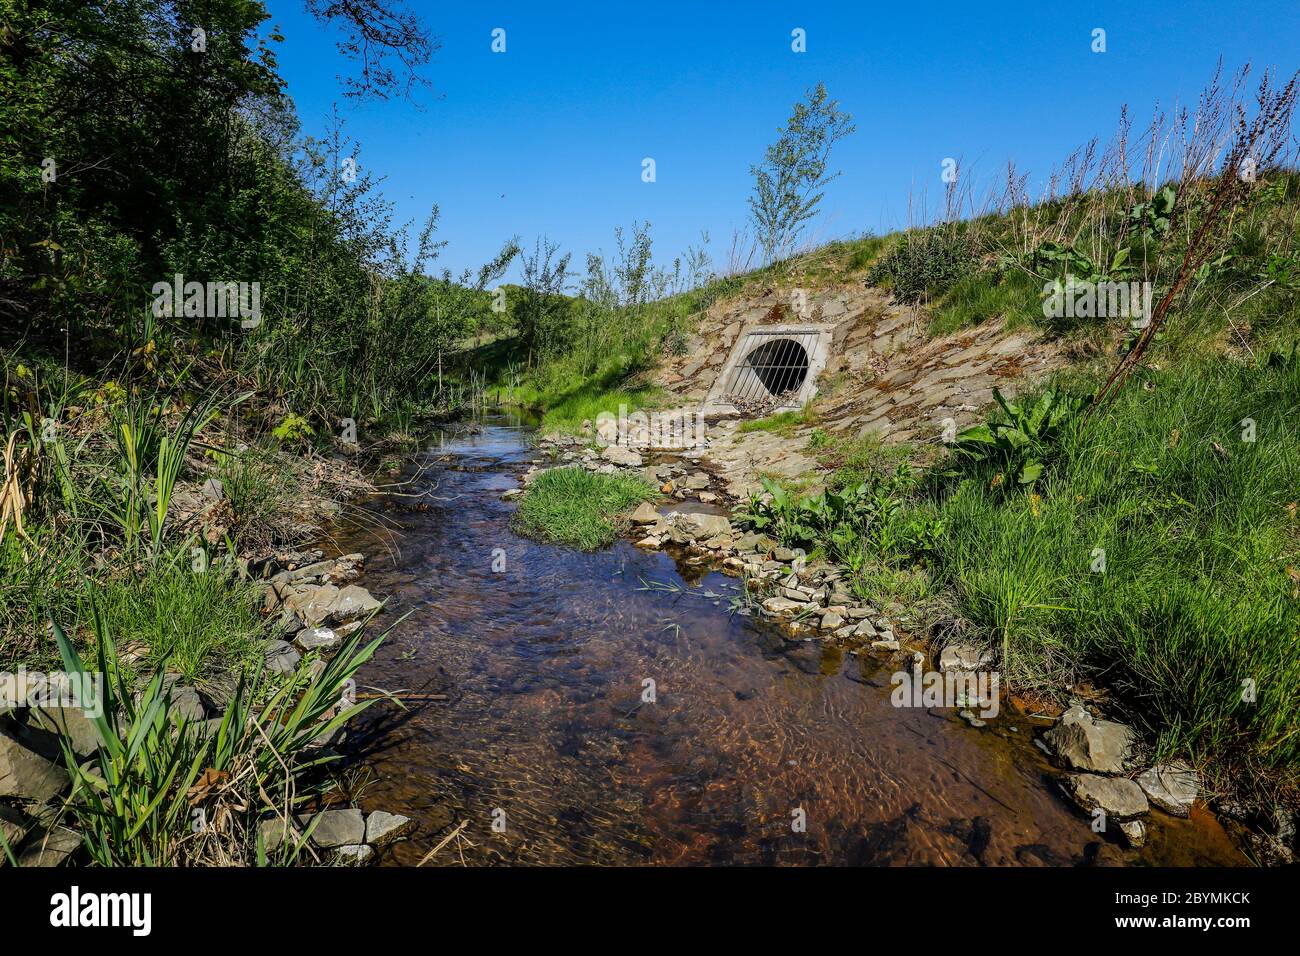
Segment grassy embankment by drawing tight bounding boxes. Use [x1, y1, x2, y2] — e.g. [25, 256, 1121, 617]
[733, 169, 1300, 793]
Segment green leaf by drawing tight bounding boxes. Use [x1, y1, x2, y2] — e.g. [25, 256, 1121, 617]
[1018, 460, 1043, 484]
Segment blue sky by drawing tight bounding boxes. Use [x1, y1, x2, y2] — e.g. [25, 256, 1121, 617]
[264, 0, 1300, 280]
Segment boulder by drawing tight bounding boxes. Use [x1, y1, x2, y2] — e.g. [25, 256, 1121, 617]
[365, 810, 413, 847]
[1137, 762, 1199, 817]
[1060, 773, 1148, 820]
[0, 729, 70, 801]
[1043, 705, 1134, 774]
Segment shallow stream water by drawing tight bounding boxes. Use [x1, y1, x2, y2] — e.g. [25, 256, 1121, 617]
[339, 416, 1245, 866]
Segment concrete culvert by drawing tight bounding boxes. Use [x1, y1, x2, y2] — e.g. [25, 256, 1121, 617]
[703, 324, 833, 415]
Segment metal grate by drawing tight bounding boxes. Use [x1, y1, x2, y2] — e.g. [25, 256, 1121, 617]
[720, 331, 820, 406]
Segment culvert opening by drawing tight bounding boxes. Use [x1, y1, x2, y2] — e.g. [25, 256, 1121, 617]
[722, 333, 813, 405]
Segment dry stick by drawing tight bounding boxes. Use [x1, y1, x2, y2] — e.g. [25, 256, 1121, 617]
[417, 819, 470, 866]
[1088, 69, 1298, 416]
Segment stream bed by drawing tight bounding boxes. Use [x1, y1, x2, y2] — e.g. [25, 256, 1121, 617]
[339, 416, 1245, 866]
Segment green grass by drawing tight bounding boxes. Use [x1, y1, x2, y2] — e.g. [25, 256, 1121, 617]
[512, 467, 657, 549]
[538, 383, 665, 433]
[929, 348, 1300, 777]
[928, 268, 1044, 337]
[737, 405, 818, 436]
[86, 565, 265, 682]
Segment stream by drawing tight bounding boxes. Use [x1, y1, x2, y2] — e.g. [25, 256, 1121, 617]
[338, 415, 1246, 866]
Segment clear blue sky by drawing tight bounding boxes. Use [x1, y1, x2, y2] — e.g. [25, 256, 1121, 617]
[264, 0, 1300, 281]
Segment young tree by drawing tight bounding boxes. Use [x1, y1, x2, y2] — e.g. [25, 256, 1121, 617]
[748, 83, 856, 263]
[516, 236, 572, 366]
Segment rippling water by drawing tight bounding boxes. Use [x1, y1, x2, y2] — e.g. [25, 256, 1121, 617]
[338, 417, 1244, 866]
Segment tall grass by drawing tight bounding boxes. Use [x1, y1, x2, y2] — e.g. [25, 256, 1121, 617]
[50, 611, 387, 867]
[932, 349, 1300, 774]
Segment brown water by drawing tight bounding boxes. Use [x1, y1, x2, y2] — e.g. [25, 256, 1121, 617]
[340, 416, 1246, 866]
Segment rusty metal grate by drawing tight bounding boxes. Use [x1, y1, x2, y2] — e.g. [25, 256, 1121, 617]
[719, 330, 820, 406]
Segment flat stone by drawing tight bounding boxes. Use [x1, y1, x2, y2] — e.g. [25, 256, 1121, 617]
[600, 445, 643, 467]
[161, 678, 207, 723]
[761, 597, 805, 615]
[673, 513, 732, 541]
[334, 843, 374, 864]
[734, 532, 775, 553]
[258, 817, 301, 852]
[201, 477, 225, 501]
[939, 643, 993, 673]
[1060, 773, 1148, 820]
[293, 583, 340, 627]
[304, 808, 366, 849]
[28, 706, 102, 757]
[853, 620, 878, 638]
[264, 640, 301, 676]
[1043, 705, 1135, 774]
[365, 810, 413, 847]
[634, 536, 661, 549]
[1120, 819, 1147, 848]
[0, 729, 70, 801]
[327, 585, 381, 624]
[1137, 762, 1199, 817]
[1, 805, 30, 848]
[295, 627, 341, 653]
[820, 611, 845, 630]
[17, 825, 81, 866]
[630, 502, 660, 525]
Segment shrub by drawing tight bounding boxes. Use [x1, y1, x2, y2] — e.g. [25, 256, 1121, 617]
[867, 229, 978, 304]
